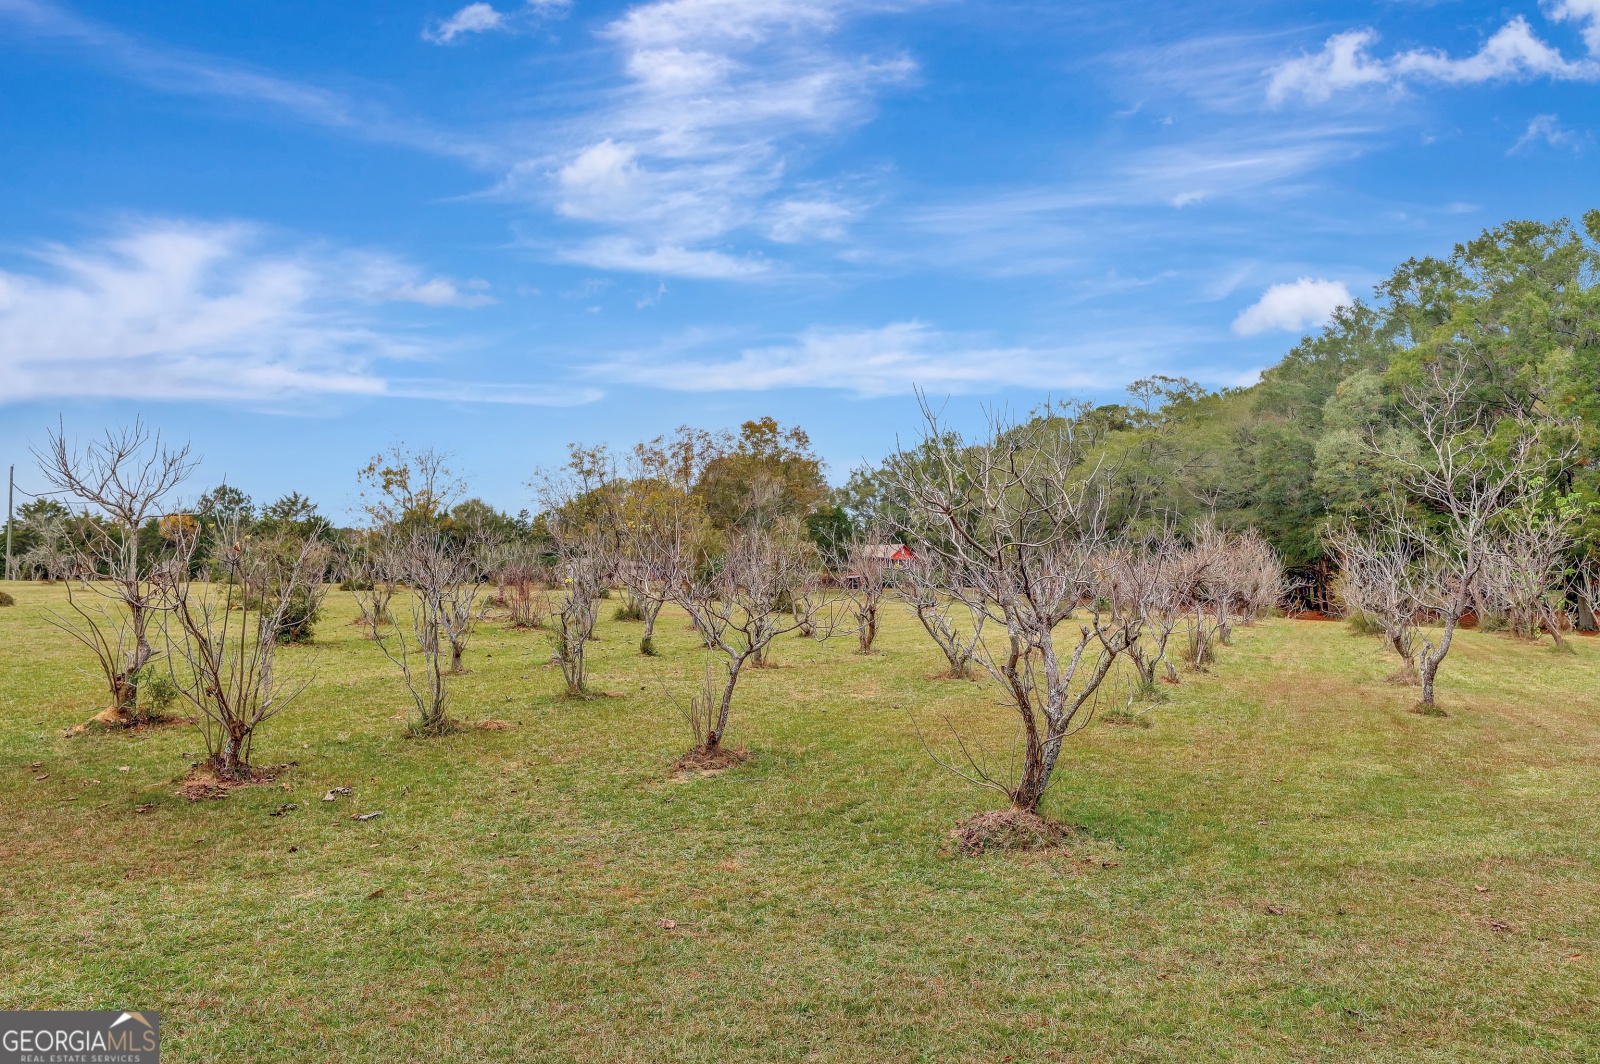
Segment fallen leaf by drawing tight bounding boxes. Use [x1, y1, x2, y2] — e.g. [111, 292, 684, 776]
[1474, 885, 1489, 893]
[322, 786, 353, 802]
[1256, 819, 1268, 826]
[134, 804, 154, 814]
[366, 888, 386, 899]
[656, 918, 677, 930]
[351, 811, 383, 822]
[30, 762, 42, 769]
[288, 846, 299, 853]
[33, 774, 48, 782]
[1489, 919, 1512, 933]
[1270, 777, 1283, 783]
[270, 804, 298, 817]
[117, 766, 130, 773]
[1265, 905, 1285, 915]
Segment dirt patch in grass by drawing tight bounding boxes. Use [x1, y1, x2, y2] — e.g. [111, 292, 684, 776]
[950, 809, 1077, 855]
[474, 719, 516, 731]
[674, 745, 752, 774]
[64, 708, 192, 738]
[177, 762, 291, 802]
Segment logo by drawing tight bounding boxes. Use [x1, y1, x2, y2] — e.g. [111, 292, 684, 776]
[0, 1011, 160, 1063]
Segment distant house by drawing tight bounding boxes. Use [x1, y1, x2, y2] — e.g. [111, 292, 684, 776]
[840, 543, 916, 588]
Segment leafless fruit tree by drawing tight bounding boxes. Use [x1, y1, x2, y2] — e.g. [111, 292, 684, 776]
[339, 533, 398, 640]
[33, 419, 197, 721]
[841, 528, 894, 653]
[890, 400, 1143, 815]
[1480, 500, 1575, 647]
[892, 554, 985, 679]
[1364, 359, 1578, 709]
[374, 531, 483, 734]
[670, 524, 824, 755]
[1327, 515, 1425, 683]
[484, 541, 550, 629]
[1106, 533, 1200, 695]
[550, 526, 610, 696]
[158, 520, 322, 776]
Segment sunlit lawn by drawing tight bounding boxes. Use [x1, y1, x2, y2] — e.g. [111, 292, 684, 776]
[2, 580, 1598, 1061]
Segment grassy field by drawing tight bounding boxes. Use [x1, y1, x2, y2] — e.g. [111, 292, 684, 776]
[2, 580, 1598, 1062]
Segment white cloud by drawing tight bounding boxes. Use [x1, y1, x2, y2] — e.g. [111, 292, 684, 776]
[424, 3, 505, 44]
[2, 0, 492, 163]
[591, 321, 1194, 397]
[0, 220, 574, 406]
[1232, 278, 1351, 336]
[1547, 0, 1600, 54]
[1269, 18, 1600, 105]
[503, 0, 917, 276]
[1511, 113, 1583, 152]
[556, 237, 771, 279]
[388, 277, 496, 306]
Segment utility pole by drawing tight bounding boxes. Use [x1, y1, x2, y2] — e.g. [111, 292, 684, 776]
[5, 464, 12, 582]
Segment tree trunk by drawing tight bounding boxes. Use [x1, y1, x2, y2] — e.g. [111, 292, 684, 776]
[1419, 615, 1457, 707]
[640, 599, 660, 656]
[450, 641, 465, 673]
[858, 605, 877, 653]
[216, 722, 248, 778]
[705, 660, 744, 751]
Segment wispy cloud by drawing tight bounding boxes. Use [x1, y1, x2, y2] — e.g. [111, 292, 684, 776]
[425, 3, 505, 44]
[1232, 277, 1350, 335]
[1268, 16, 1600, 106]
[494, 0, 919, 277]
[0, 219, 582, 406]
[1509, 112, 1585, 153]
[0, 0, 492, 163]
[422, 0, 570, 44]
[591, 320, 1206, 397]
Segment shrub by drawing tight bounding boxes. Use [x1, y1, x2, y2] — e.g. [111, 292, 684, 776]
[249, 585, 323, 644]
[135, 668, 180, 718]
[1345, 611, 1384, 636]
[0, 590, 14, 607]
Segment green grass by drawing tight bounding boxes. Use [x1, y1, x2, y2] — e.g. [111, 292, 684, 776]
[2, 580, 1599, 1061]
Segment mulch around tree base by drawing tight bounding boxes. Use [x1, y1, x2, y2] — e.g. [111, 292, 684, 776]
[950, 809, 1078, 855]
[674, 746, 752, 774]
[178, 762, 292, 802]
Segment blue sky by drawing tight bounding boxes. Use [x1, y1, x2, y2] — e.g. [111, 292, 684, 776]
[2, 0, 1597, 517]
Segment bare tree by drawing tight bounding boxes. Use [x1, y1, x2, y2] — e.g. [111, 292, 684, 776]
[550, 527, 609, 697]
[840, 528, 894, 653]
[33, 419, 197, 721]
[670, 524, 824, 759]
[1364, 359, 1578, 709]
[1106, 534, 1199, 696]
[374, 531, 481, 734]
[893, 555, 985, 679]
[338, 532, 398, 640]
[483, 541, 550, 630]
[890, 400, 1143, 815]
[158, 520, 321, 776]
[443, 539, 490, 673]
[1327, 516, 1425, 683]
[1480, 500, 1575, 647]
